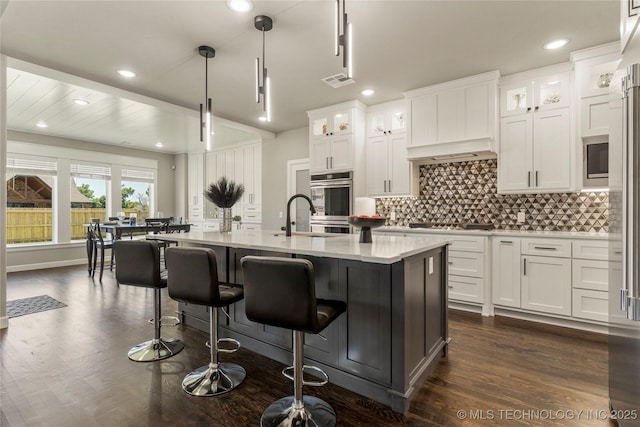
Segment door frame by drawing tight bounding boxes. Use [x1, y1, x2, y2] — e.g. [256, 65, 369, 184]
[287, 158, 310, 232]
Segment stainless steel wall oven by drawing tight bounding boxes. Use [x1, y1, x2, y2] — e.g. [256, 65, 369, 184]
[309, 171, 352, 233]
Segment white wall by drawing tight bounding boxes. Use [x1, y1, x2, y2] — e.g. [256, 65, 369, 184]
[261, 127, 309, 230]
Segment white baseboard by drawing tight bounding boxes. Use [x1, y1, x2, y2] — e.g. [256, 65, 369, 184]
[7, 259, 86, 273]
[493, 307, 608, 334]
[0, 316, 8, 329]
[449, 301, 486, 315]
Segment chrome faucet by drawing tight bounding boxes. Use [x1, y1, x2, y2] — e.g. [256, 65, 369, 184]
[286, 194, 316, 237]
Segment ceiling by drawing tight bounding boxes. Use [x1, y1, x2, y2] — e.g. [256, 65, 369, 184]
[1, 0, 620, 154]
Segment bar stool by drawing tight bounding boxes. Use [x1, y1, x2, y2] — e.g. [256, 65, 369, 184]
[240, 256, 347, 427]
[113, 240, 184, 362]
[165, 247, 246, 396]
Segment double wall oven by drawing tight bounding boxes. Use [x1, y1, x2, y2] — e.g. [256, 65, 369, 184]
[309, 172, 352, 234]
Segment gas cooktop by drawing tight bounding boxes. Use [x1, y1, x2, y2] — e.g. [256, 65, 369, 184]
[408, 222, 494, 231]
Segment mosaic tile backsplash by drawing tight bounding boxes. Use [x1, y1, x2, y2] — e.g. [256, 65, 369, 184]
[375, 158, 608, 232]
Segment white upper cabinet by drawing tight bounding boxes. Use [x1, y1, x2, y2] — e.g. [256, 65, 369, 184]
[500, 72, 570, 117]
[308, 100, 366, 174]
[498, 65, 573, 193]
[366, 100, 412, 196]
[404, 71, 499, 160]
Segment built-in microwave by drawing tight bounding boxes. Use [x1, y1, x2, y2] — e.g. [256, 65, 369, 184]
[583, 138, 609, 187]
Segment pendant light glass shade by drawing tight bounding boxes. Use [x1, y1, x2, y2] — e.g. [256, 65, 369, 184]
[198, 45, 215, 151]
[255, 15, 273, 122]
[335, 0, 353, 79]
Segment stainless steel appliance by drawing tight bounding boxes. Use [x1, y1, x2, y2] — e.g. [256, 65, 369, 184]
[583, 137, 609, 187]
[609, 63, 640, 426]
[309, 171, 352, 233]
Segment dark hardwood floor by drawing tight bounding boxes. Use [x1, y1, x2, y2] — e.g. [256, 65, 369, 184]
[1, 266, 614, 426]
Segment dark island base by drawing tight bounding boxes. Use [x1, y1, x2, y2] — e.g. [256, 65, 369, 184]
[177, 245, 449, 413]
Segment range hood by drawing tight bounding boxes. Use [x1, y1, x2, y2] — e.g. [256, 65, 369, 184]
[406, 136, 496, 164]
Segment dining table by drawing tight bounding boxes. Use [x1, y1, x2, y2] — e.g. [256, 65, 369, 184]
[85, 222, 191, 276]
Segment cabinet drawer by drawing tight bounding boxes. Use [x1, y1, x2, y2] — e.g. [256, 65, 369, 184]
[572, 289, 608, 322]
[572, 240, 608, 261]
[243, 205, 262, 213]
[204, 223, 220, 231]
[188, 222, 203, 232]
[572, 259, 608, 291]
[521, 238, 571, 258]
[448, 250, 484, 278]
[241, 224, 262, 231]
[442, 235, 486, 252]
[448, 275, 484, 304]
[242, 212, 262, 222]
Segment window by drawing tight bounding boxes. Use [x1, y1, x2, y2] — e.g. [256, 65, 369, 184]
[6, 155, 57, 244]
[121, 168, 155, 220]
[70, 162, 111, 241]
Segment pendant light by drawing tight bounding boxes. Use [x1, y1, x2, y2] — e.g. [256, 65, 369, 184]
[198, 45, 215, 151]
[335, 0, 353, 79]
[255, 15, 273, 122]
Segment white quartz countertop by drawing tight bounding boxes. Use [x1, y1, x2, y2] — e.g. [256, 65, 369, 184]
[148, 230, 450, 264]
[376, 226, 609, 240]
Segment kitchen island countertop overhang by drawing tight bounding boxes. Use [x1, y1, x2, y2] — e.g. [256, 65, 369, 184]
[148, 229, 451, 264]
[149, 229, 450, 413]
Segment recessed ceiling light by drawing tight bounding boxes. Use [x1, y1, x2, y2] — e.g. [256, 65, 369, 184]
[543, 39, 569, 50]
[117, 69, 136, 78]
[73, 98, 90, 105]
[227, 0, 252, 12]
[36, 121, 48, 128]
[258, 116, 267, 122]
[155, 142, 163, 148]
[361, 89, 375, 96]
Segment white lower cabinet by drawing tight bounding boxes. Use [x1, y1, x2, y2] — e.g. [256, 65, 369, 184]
[443, 235, 488, 309]
[521, 255, 572, 316]
[491, 238, 521, 308]
[571, 240, 609, 322]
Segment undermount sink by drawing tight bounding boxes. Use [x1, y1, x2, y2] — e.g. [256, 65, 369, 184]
[273, 232, 338, 238]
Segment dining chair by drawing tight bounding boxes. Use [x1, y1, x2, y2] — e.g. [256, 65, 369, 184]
[89, 223, 114, 282]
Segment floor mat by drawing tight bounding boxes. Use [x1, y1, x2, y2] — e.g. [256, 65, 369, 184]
[7, 295, 67, 318]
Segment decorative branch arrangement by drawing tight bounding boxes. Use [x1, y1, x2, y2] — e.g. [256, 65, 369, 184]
[204, 176, 245, 208]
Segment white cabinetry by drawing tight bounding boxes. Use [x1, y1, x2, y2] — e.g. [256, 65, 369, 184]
[404, 71, 499, 160]
[366, 100, 411, 196]
[492, 238, 521, 308]
[498, 66, 572, 193]
[520, 238, 572, 316]
[443, 235, 488, 311]
[204, 143, 263, 227]
[308, 101, 366, 174]
[571, 239, 608, 322]
[188, 153, 204, 221]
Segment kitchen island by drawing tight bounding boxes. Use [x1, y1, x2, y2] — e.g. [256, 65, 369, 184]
[149, 230, 450, 413]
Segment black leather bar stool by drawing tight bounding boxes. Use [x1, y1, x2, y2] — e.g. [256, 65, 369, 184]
[113, 240, 184, 362]
[165, 247, 246, 396]
[240, 256, 347, 427]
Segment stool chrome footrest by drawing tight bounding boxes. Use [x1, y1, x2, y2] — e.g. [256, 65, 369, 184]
[204, 337, 241, 353]
[282, 365, 329, 387]
[147, 315, 181, 327]
[128, 337, 184, 362]
[260, 396, 336, 427]
[182, 362, 246, 397]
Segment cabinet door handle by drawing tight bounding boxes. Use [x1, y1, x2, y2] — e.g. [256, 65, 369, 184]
[330, 157, 333, 169]
[383, 180, 387, 192]
[448, 261, 454, 265]
[527, 171, 531, 187]
[388, 130, 392, 134]
[448, 285, 454, 289]
[326, 157, 329, 169]
[500, 240, 513, 244]
[527, 107, 532, 112]
[535, 106, 539, 111]
[523, 258, 527, 276]
[533, 246, 556, 251]
[535, 171, 539, 187]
